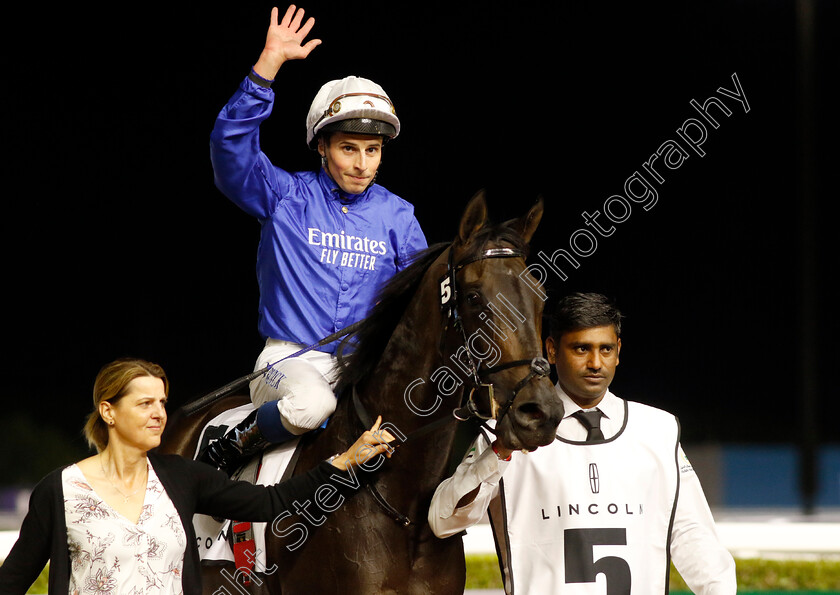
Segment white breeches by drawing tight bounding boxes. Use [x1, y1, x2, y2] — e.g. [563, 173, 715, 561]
[249, 339, 339, 434]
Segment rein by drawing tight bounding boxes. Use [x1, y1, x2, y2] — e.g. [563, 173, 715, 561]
[350, 386, 458, 526]
[181, 321, 363, 416]
[454, 356, 552, 424]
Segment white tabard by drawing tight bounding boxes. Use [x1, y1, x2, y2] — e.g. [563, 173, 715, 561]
[488, 400, 680, 595]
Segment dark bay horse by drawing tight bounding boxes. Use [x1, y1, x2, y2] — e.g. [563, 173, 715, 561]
[159, 192, 564, 594]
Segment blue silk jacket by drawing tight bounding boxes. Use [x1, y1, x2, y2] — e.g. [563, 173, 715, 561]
[210, 76, 427, 353]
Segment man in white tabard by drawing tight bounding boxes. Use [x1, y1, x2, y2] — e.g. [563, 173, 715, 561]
[428, 292, 736, 594]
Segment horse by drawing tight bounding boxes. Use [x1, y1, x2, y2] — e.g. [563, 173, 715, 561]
[158, 191, 565, 594]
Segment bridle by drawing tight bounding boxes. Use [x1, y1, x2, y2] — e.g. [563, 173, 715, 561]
[441, 243, 551, 429]
[348, 241, 551, 526]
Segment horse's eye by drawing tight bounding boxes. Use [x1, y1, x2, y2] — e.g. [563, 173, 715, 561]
[465, 291, 483, 307]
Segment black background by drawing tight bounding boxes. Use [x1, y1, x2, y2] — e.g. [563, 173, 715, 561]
[3, 1, 838, 485]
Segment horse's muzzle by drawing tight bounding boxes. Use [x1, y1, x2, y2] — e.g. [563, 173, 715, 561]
[502, 379, 564, 450]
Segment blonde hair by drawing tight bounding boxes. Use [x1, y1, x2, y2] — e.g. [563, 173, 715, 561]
[83, 358, 169, 452]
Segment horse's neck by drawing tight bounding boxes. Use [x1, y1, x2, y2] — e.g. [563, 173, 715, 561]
[359, 275, 449, 425]
[354, 276, 462, 481]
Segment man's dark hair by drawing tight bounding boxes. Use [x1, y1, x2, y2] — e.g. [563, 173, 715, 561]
[549, 292, 623, 340]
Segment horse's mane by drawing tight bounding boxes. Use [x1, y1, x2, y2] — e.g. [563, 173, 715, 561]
[335, 221, 530, 391]
[335, 241, 448, 390]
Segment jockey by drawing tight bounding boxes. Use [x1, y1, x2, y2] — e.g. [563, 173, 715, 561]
[201, 5, 427, 474]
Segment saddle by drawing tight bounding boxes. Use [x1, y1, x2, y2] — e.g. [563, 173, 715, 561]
[193, 404, 302, 574]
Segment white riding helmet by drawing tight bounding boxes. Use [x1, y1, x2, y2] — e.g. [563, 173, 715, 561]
[306, 76, 400, 148]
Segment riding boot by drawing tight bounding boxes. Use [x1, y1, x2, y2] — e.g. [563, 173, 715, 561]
[198, 402, 297, 476]
[198, 409, 268, 476]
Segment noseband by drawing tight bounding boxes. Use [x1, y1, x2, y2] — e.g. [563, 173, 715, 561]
[441, 245, 550, 426]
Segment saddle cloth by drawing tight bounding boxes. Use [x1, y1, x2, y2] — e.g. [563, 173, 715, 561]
[192, 404, 301, 567]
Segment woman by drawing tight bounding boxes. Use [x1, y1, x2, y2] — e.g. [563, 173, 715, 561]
[0, 357, 394, 594]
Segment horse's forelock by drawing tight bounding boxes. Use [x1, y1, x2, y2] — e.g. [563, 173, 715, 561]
[460, 220, 530, 258]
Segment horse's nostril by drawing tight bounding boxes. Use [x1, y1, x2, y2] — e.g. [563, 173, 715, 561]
[516, 402, 545, 421]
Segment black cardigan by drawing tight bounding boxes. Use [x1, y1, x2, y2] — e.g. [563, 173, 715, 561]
[0, 452, 353, 594]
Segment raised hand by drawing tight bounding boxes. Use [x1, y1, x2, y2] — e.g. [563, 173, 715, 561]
[254, 5, 322, 80]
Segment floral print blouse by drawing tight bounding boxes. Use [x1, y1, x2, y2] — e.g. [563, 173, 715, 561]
[63, 462, 187, 594]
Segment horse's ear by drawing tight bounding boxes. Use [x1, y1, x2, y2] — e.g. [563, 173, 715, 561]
[507, 197, 544, 243]
[458, 190, 489, 244]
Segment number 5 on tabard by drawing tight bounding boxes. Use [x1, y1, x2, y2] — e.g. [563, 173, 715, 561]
[564, 528, 631, 594]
